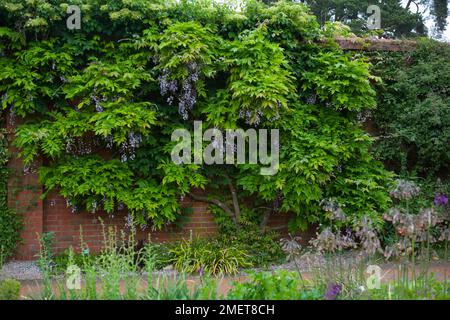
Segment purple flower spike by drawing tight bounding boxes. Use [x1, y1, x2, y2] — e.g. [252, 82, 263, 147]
[325, 283, 342, 300]
[198, 265, 205, 277]
[434, 193, 449, 206]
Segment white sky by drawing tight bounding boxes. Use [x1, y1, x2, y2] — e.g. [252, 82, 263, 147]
[401, 0, 450, 41]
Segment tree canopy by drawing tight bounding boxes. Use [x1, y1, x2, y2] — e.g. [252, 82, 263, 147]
[294, 0, 448, 38]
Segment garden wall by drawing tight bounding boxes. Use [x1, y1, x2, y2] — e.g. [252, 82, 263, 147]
[5, 38, 414, 260]
[5, 113, 295, 260]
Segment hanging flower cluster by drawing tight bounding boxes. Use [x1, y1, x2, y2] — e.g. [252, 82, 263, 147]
[158, 62, 201, 120]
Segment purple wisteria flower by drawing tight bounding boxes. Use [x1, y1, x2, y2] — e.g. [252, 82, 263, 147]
[434, 193, 448, 206]
[325, 283, 342, 300]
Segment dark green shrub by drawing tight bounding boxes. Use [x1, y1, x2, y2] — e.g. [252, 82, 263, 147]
[212, 206, 285, 267]
[371, 38, 450, 178]
[219, 227, 285, 267]
[0, 279, 21, 300]
[0, 208, 22, 265]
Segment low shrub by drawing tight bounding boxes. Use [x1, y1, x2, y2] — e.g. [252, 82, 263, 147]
[212, 206, 286, 267]
[371, 38, 450, 178]
[218, 226, 286, 267]
[169, 238, 251, 275]
[0, 279, 21, 300]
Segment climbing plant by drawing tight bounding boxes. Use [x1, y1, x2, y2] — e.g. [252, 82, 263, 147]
[0, 126, 22, 265]
[0, 0, 392, 232]
[369, 38, 450, 179]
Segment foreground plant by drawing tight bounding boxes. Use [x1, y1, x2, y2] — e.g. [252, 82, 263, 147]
[0, 278, 21, 300]
[32, 222, 449, 301]
[300, 178, 449, 300]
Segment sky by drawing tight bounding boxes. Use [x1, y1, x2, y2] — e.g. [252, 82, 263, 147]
[401, 0, 450, 41]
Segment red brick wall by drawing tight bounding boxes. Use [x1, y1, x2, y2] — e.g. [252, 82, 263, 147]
[6, 112, 291, 260]
[12, 183, 292, 259]
[6, 114, 44, 260]
[42, 190, 220, 256]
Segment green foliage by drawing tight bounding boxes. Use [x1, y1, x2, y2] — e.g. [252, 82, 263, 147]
[0, 279, 21, 300]
[227, 270, 323, 300]
[146, 274, 220, 300]
[302, 51, 378, 111]
[52, 248, 98, 274]
[141, 220, 284, 272]
[0, 129, 22, 265]
[32, 225, 224, 300]
[0, 0, 392, 231]
[364, 278, 450, 300]
[158, 21, 221, 81]
[36, 232, 55, 273]
[213, 206, 285, 266]
[205, 25, 295, 126]
[169, 237, 251, 275]
[40, 156, 133, 213]
[145, 242, 175, 270]
[220, 227, 285, 267]
[28, 224, 450, 301]
[37, 156, 200, 227]
[431, 0, 449, 36]
[238, 104, 392, 229]
[36, 231, 56, 299]
[370, 39, 450, 178]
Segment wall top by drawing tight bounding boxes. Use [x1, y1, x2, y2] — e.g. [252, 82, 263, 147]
[334, 37, 418, 52]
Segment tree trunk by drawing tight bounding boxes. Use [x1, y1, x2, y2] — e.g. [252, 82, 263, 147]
[259, 208, 272, 232]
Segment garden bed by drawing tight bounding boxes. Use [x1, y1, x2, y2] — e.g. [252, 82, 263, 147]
[2, 253, 449, 300]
